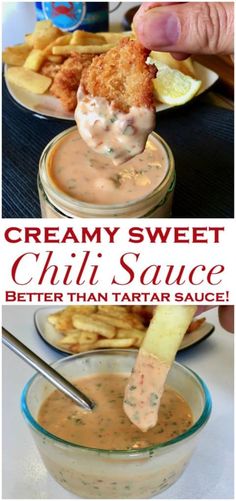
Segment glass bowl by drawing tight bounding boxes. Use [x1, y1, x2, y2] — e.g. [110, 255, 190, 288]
[21, 349, 211, 499]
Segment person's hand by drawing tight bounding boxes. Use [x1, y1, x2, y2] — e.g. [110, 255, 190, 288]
[197, 305, 234, 333]
[134, 2, 234, 59]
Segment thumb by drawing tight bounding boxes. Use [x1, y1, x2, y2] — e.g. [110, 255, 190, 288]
[134, 2, 234, 55]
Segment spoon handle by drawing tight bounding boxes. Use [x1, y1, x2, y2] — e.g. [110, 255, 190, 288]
[2, 327, 95, 411]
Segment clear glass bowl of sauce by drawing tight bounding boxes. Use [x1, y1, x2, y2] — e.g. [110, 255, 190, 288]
[21, 349, 211, 498]
[38, 127, 175, 218]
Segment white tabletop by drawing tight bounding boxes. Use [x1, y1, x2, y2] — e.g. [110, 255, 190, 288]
[2, 306, 234, 499]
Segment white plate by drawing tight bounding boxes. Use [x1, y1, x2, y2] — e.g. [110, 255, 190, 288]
[34, 306, 215, 355]
[5, 61, 218, 120]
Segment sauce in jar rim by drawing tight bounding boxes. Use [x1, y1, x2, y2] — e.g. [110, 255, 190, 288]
[46, 128, 170, 207]
[38, 127, 175, 218]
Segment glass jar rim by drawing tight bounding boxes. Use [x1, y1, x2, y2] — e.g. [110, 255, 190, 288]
[39, 127, 175, 214]
[21, 349, 212, 457]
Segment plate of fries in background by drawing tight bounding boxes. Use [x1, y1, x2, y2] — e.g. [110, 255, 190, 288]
[34, 305, 214, 355]
[3, 20, 218, 120]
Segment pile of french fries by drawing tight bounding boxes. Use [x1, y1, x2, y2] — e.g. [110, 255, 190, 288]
[48, 305, 148, 353]
[47, 305, 205, 354]
[3, 20, 124, 96]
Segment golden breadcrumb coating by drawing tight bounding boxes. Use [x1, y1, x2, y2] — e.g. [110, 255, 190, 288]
[80, 38, 156, 113]
[50, 52, 95, 111]
[40, 61, 62, 80]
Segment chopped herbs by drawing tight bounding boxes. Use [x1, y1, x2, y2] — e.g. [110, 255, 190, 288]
[109, 174, 122, 188]
[38, 374, 193, 453]
[50, 128, 169, 207]
[132, 411, 140, 422]
[123, 398, 136, 408]
[76, 418, 85, 425]
[150, 392, 159, 407]
[106, 147, 114, 155]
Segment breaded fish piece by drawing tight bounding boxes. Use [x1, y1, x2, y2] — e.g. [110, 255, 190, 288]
[40, 60, 62, 80]
[80, 37, 156, 113]
[50, 52, 95, 111]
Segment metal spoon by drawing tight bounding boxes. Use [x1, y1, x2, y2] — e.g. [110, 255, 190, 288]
[2, 327, 95, 411]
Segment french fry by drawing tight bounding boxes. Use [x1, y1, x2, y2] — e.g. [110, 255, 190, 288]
[48, 308, 75, 331]
[6, 66, 52, 94]
[98, 305, 130, 318]
[3, 44, 31, 66]
[24, 21, 57, 47]
[70, 343, 96, 353]
[72, 314, 116, 339]
[70, 305, 97, 314]
[79, 332, 98, 344]
[48, 306, 97, 331]
[70, 30, 106, 46]
[47, 55, 63, 64]
[4, 43, 30, 55]
[44, 34, 72, 55]
[142, 306, 197, 362]
[46, 305, 200, 358]
[94, 338, 134, 349]
[3, 51, 27, 66]
[116, 328, 145, 340]
[58, 331, 98, 348]
[126, 314, 146, 329]
[52, 43, 115, 55]
[98, 305, 145, 329]
[57, 333, 82, 346]
[124, 306, 197, 431]
[98, 32, 126, 43]
[24, 49, 45, 71]
[32, 26, 62, 50]
[133, 337, 142, 348]
[25, 33, 35, 47]
[92, 313, 145, 330]
[35, 20, 54, 31]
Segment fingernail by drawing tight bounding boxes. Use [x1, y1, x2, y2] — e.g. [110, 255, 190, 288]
[141, 11, 180, 48]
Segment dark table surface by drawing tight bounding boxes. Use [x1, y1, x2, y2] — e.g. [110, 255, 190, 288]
[2, 78, 234, 218]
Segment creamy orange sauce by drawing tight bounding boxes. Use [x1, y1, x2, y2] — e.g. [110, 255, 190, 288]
[75, 89, 156, 165]
[124, 350, 170, 432]
[38, 373, 193, 450]
[48, 129, 168, 205]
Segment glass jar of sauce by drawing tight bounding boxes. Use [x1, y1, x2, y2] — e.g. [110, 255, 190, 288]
[38, 126, 175, 218]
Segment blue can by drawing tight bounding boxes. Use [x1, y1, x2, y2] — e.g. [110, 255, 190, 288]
[35, 2, 109, 32]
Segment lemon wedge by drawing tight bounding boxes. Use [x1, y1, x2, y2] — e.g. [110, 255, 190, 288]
[149, 51, 196, 78]
[152, 62, 201, 105]
[147, 57, 202, 106]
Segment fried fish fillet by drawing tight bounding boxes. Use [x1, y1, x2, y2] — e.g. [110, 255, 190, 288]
[40, 60, 62, 80]
[80, 37, 156, 113]
[50, 52, 95, 111]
